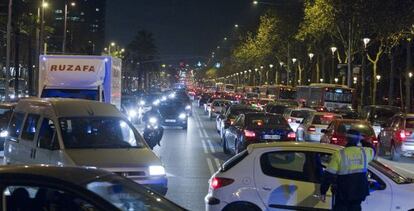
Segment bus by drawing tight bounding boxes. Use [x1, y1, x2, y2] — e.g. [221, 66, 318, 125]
[259, 85, 296, 100]
[224, 84, 235, 93]
[296, 83, 354, 111]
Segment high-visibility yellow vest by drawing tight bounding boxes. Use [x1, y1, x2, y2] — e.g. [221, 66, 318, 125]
[326, 146, 374, 175]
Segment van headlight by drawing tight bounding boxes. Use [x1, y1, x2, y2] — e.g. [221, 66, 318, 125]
[0, 130, 8, 137]
[128, 110, 137, 117]
[149, 165, 166, 176]
[185, 105, 191, 110]
[179, 113, 187, 119]
[139, 100, 145, 106]
[149, 117, 158, 124]
[153, 100, 160, 106]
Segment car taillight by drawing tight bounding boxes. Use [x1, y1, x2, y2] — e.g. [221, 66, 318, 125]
[210, 177, 234, 190]
[397, 130, 412, 141]
[287, 118, 292, 123]
[331, 134, 346, 145]
[308, 126, 316, 132]
[244, 130, 256, 138]
[287, 132, 296, 139]
[372, 137, 379, 145]
[230, 120, 234, 125]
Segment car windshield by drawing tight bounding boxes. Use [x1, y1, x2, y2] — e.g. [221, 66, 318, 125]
[59, 117, 145, 149]
[370, 160, 412, 184]
[312, 114, 339, 125]
[336, 123, 375, 136]
[246, 115, 287, 128]
[406, 118, 414, 128]
[85, 175, 182, 211]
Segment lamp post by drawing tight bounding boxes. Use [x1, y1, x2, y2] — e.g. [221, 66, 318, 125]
[108, 42, 116, 54]
[279, 62, 284, 85]
[62, 1, 76, 53]
[40, 1, 48, 55]
[308, 53, 315, 83]
[361, 38, 370, 106]
[5, 0, 13, 100]
[260, 65, 264, 85]
[292, 58, 297, 86]
[244, 70, 248, 85]
[330, 46, 337, 84]
[269, 64, 274, 84]
[254, 68, 258, 86]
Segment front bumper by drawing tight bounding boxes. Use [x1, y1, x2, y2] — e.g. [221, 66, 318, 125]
[304, 133, 322, 142]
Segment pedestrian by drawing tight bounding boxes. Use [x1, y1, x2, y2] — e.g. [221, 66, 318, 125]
[319, 129, 375, 211]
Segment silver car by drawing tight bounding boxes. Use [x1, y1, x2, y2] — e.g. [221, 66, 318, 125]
[283, 108, 315, 132]
[296, 112, 342, 142]
[378, 113, 414, 160]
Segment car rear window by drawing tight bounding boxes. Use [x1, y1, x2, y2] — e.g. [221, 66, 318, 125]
[246, 115, 287, 128]
[229, 109, 258, 119]
[336, 123, 375, 136]
[267, 105, 288, 114]
[291, 110, 311, 118]
[406, 118, 414, 128]
[312, 114, 339, 125]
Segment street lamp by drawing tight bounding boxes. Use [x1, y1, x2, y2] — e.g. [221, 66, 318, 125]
[308, 53, 315, 83]
[409, 72, 413, 78]
[253, 0, 259, 5]
[224, 37, 228, 41]
[334, 78, 339, 83]
[361, 38, 370, 105]
[291, 58, 297, 64]
[330, 46, 337, 83]
[234, 24, 239, 28]
[376, 75, 381, 81]
[363, 38, 371, 49]
[63, 1, 76, 53]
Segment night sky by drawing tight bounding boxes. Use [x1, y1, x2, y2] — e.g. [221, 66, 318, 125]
[105, 0, 260, 64]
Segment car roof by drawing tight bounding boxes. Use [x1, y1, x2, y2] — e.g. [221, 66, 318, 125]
[15, 98, 121, 118]
[364, 105, 401, 110]
[0, 165, 112, 185]
[334, 119, 371, 124]
[247, 142, 343, 153]
[313, 112, 341, 116]
[245, 112, 280, 117]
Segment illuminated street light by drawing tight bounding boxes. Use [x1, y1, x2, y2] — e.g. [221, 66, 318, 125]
[292, 58, 297, 64]
[330, 46, 337, 55]
[269, 64, 274, 68]
[42, 2, 49, 8]
[334, 78, 339, 83]
[253, 0, 259, 5]
[121, 48, 125, 53]
[248, 69, 252, 73]
[244, 70, 247, 74]
[70, 2, 76, 6]
[409, 72, 413, 78]
[260, 65, 264, 69]
[363, 38, 371, 48]
[234, 24, 239, 28]
[110, 42, 116, 46]
[320, 78, 324, 82]
[255, 68, 258, 72]
[224, 37, 228, 41]
[376, 75, 381, 81]
[279, 62, 284, 67]
[308, 53, 314, 60]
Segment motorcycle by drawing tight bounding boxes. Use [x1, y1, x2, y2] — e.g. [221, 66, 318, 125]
[143, 116, 164, 150]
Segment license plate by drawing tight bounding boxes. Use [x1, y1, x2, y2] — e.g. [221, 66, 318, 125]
[165, 119, 176, 123]
[263, 135, 280, 140]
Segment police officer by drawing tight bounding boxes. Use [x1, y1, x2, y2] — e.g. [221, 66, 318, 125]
[320, 129, 374, 211]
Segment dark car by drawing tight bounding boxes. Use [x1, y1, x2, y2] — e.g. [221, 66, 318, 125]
[0, 165, 184, 211]
[264, 104, 291, 115]
[321, 119, 378, 149]
[158, 100, 188, 129]
[361, 105, 402, 136]
[223, 112, 295, 154]
[216, 105, 259, 140]
[198, 93, 211, 107]
[0, 103, 15, 151]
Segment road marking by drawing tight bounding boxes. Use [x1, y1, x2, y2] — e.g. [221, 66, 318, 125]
[207, 139, 215, 153]
[203, 129, 209, 138]
[206, 158, 215, 175]
[214, 158, 221, 170]
[201, 140, 208, 154]
[198, 129, 204, 138]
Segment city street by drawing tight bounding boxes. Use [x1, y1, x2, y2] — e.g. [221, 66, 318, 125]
[139, 101, 414, 210]
[150, 103, 231, 211]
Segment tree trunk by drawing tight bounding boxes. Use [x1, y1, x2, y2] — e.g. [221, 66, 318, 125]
[388, 53, 395, 106]
[372, 62, 378, 105]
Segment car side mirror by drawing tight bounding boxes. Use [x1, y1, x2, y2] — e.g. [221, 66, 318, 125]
[321, 129, 328, 134]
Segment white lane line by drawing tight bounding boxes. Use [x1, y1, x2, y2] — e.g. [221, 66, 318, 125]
[201, 140, 208, 154]
[198, 129, 205, 138]
[203, 129, 209, 138]
[206, 158, 215, 175]
[214, 158, 221, 170]
[207, 139, 215, 153]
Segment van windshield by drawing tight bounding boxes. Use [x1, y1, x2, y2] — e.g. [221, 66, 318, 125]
[59, 117, 145, 149]
[42, 89, 99, 101]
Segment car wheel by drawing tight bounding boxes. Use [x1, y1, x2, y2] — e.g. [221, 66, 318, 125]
[222, 136, 229, 154]
[390, 143, 401, 161]
[223, 202, 261, 211]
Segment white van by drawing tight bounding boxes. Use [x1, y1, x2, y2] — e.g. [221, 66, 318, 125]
[4, 98, 168, 195]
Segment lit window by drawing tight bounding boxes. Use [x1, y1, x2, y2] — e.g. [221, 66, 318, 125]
[55, 10, 63, 14]
[80, 12, 85, 15]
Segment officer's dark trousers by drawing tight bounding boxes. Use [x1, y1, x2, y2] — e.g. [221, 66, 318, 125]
[333, 198, 362, 211]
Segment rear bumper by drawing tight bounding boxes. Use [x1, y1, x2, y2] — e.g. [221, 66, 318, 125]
[161, 119, 187, 127]
[401, 142, 414, 154]
[304, 133, 322, 142]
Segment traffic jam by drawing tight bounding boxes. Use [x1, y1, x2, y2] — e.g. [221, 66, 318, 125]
[0, 56, 412, 210]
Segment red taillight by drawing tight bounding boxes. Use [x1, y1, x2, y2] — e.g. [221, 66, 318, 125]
[397, 130, 411, 141]
[288, 132, 296, 139]
[308, 126, 316, 132]
[230, 120, 234, 125]
[372, 137, 378, 145]
[287, 118, 292, 123]
[210, 177, 234, 190]
[244, 130, 256, 138]
[331, 134, 346, 145]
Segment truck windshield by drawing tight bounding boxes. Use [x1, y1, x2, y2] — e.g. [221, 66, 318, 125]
[59, 117, 145, 149]
[42, 89, 99, 101]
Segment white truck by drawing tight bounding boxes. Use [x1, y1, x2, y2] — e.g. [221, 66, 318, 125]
[39, 55, 122, 109]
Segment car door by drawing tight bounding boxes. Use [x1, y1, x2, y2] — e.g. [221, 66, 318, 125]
[254, 150, 333, 210]
[321, 122, 335, 144]
[19, 114, 41, 164]
[383, 117, 400, 150]
[4, 112, 25, 164]
[361, 168, 392, 210]
[227, 115, 244, 151]
[36, 117, 60, 164]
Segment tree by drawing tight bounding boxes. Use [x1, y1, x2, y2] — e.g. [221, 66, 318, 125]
[125, 30, 158, 90]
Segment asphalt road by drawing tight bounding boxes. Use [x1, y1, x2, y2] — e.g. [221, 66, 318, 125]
[147, 101, 414, 210]
[150, 103, 231, 211]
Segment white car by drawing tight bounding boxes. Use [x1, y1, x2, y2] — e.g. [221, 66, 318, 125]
[296, 112, 342, 142]
[205, 142, 414, 211]
[208, 100, 231, 120]
[283, 108, 315, 132]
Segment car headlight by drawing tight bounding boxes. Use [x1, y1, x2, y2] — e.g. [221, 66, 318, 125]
[139, 100, 145, 106]
[179, 113, 187, 119]
[9, 94, 15, 99]
[149, 117, 158, 124]
[128, 110, 137, 117]
[161, 96, 167, 101]
[185, 105, 191, 110]
[0, 130, 8, 137]
[149, 165, 166, 176]
[153, 100, 160, 106]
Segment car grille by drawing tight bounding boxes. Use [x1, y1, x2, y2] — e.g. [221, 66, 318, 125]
[114, 171, 146, 177]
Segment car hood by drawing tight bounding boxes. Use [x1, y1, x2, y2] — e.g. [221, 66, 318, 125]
[64, 148, 162, 168]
